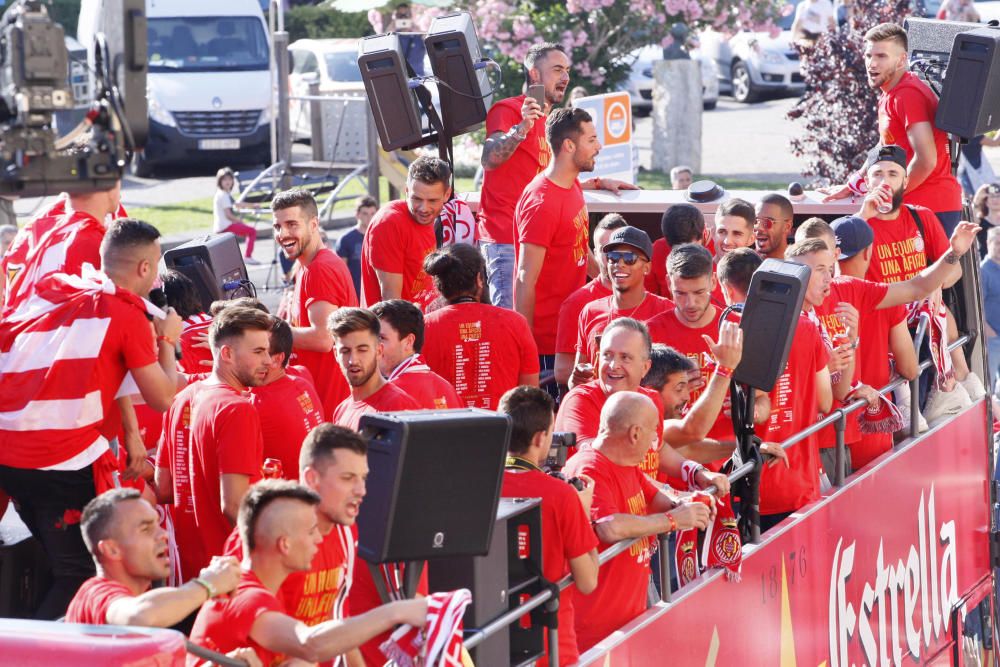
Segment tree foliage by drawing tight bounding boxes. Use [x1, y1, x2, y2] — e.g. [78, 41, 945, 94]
[786, 0, 913, 184]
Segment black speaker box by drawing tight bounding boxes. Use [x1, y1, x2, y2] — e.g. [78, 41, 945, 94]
[429, 498, 545, 667]
[162, 233, 249, 312]
[357, 409, 511, 563]
[904, 17, 981, 67]
[936, 27, 1000, 139]
[357, 33, 425, 151]
[734, 258, 809, 392]
[425, 12, 490, 136]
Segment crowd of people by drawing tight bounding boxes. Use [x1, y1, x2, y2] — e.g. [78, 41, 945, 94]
[0, 20, 990, 667]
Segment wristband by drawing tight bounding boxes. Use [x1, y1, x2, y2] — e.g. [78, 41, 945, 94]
[665, 512, 678, 533]
[714, 365, 734, 379]
[680, 460, 706, 489]
[157, 335, 176, 346]
[192, 577, 217, 599]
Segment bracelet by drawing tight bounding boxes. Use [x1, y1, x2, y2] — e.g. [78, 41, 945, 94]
[665, 512, 678, 533]
[594, 176, 603, 190]
[156, 335, 176, 346]
[714, 365, 734, 379]
[192, 577, 216, 599]
[680, 460, 706, 489]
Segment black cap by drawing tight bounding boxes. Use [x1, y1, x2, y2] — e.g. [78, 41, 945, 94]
[686, 180, 725, 203]
[864, 144, 908, 172]
[602, 226, 654, 261]
[831, 215, 874, 260]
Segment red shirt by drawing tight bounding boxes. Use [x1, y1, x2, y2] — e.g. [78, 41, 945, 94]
[388, 356, 463, 409]
[643, 238, 719, 302]
[864, 205, 950, 284]
[188, 382, 264, 571]
[423, 302, 540, 410]
[563, 448, 659, 652]
[514, 175, 590, 355]
[647, 308, 734, 442]
[478, 95, 552, 244]
[289, 248, 357, 421]
[225, 523, 356, 628]
[813, 278, 889, 447]
[65, 576, 134, 624]
[502, 468, 597, 666]
[0, 277, 157, 469]
[332, 382, 421, 431]
[555, 279, 612, 355]
[360, 200, 437, 310]
[156, 383, 204, 583]
[575, 293, 673, 364]
[878, 72, 962, 213]
[179, 313, 214, 374]
[250, 372, 325, 480]
[554, 381, 664, 480]
[760, 314, 830, 516]
[188, 570, 284, 666]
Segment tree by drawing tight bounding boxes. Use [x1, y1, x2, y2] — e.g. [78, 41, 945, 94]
[460, 0, 785, 99]
[786, 0, 913, 185]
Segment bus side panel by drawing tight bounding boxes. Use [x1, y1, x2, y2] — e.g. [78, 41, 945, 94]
[580, 402, 991, 667]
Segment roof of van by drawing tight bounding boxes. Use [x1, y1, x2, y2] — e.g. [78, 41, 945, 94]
[146, 0, 266, 19]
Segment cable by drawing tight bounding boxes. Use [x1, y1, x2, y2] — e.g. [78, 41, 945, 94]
[411, 59, 503, 100]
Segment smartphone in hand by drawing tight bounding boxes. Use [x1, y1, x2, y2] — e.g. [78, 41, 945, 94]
[527, 84, 545, 109]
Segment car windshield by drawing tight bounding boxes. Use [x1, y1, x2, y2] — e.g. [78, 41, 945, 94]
[148, 17, 269, 72]
[324, 51, 363, 82]
[777, 1, 800, 31]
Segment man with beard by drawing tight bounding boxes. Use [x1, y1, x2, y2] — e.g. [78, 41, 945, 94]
[753, 193, 794, 261]
[361, 157, 452, 311]
[159, 306, 273, 575]
[328, 308, 420, 431]
[823, 23, 963, 234]
[272, 189, 358, 420]
[514, 108, 637, 373]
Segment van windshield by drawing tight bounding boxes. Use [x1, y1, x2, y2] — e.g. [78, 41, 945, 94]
[148, 17, 268, 72]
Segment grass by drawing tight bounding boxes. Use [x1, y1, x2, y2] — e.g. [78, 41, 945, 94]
[133, 171, 786, 237]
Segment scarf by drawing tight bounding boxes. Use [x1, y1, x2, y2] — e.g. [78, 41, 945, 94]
[380, 589, 474, 667]
[908, 299, 955, 392]
[857, 392, 907, 434]
[387, 354, 432, 382]
[674, 494, 743, 586]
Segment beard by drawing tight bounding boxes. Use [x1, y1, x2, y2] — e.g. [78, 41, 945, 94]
[890, 184, 905, 213]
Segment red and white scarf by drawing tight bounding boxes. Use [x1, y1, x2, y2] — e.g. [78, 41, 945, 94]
[857, 392, 906, 434]
[380, 589, 473, 667]
[387, 354, 432, 382]
[908, 299, 955, 392]
[674, 494, 743, 586]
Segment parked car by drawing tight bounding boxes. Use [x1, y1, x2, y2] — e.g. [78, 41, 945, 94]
[698, 0, 805, 103]
[625, 45, 720, 115]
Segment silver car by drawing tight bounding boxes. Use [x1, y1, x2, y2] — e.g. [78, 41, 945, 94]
[625, 45, 721, 115]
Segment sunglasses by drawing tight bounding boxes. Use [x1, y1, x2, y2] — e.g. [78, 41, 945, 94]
[754, 216, 785, 230]
[606, 250, 641, 265]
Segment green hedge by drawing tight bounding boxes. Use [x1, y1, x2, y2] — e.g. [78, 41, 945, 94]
[285, 6, 373, 41]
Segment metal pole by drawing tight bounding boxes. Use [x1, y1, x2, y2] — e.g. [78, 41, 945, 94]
[463, 589, 554, 650]
[657, 533, 672, 603]
[546, 597, 560, 667]
[834, 413, 846, 486]
[364, 100, 381, 204]
[309, 80, 323, 161]
[273, 30, 293, 190]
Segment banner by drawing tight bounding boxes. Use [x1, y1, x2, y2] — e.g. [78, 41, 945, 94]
[572, 91, 634, 184]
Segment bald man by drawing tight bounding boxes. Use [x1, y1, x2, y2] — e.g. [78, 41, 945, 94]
[563, 392, 712, 652]
[188, 479, 427, 665]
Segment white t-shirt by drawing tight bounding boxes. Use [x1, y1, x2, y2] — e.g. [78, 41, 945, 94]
[794, 0, 835, 35]
[213, 189, 235, 233]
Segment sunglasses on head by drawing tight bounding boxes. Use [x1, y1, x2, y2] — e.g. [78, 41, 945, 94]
[606, 250, 641, 265]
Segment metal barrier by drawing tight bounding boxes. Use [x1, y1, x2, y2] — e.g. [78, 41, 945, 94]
[185, 639, 249, 667]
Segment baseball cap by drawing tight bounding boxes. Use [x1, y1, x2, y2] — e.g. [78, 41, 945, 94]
[602, 226, 654, 261]
[831, 215, 874, 260]
[864, 144, 908, 172]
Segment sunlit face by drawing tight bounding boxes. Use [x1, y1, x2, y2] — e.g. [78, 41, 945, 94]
[672, 171, 693, 191]
[335, 329, 382, 388]
[865, 162, 907, 213]
[377, 319, 411, 376]
[530, 50, 571, 105]
[669, 274, 716, 325]
[754, 202, 792, 257]
[222, 329, 272, 387]
[305, 449, 369, 527]
[356, 205, 377, 230]
[598, 327, 652, 394]
[569, 121, 601, 173]
[282, 500, 323, 571]
[715, 214, 755, 259]
[605, 244, 650, 293]
[104, 498, 170, 582]
[864, 39, 907, 90]
[273, 206, 320, 262]
[220, 175, 235, 192]
[659, 371, 691, 419]
[796, 249, 835, 308]
[405, 179, 451, 226]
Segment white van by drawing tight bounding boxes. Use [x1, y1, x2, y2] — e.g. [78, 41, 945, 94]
[79, 0, 273, 176]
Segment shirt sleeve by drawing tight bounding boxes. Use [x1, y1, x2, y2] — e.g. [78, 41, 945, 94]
[228, 587, 283, 637]
[857, 278, 889, 312]
[216, 402, 264, 478]
[90, 580, 134, 623]
[367, 213, 405, 274]
[485, 100, 521, 135]
[517, 192, 557, 247]
[553, 389, 599, 442]
[584, 464, 619, 524]
[895, 85, 934, 129]
[119, 307, 158, 371]
[556, 484, 600, 560]
[302, 254, 352, 311]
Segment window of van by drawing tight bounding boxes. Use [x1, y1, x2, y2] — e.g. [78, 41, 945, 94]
[148, 16, 268, 72]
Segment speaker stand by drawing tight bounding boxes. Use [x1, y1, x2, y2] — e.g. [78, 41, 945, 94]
[367, 560, 425, 603]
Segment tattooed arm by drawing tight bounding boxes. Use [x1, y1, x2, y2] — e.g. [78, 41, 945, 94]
[481, 96, 544, 170]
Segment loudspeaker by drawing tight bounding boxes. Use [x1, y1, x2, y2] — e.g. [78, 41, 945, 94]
[428, 498, 545, 667]
[357, 409, 511, 563]
[904, 17, 981, 67]
[936, 27, 1000, 139]
[162, 233, 249, 312]
[358, 33, 425, 151]
[425, 12, 491, 136]
[734, 258, 809, 392]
